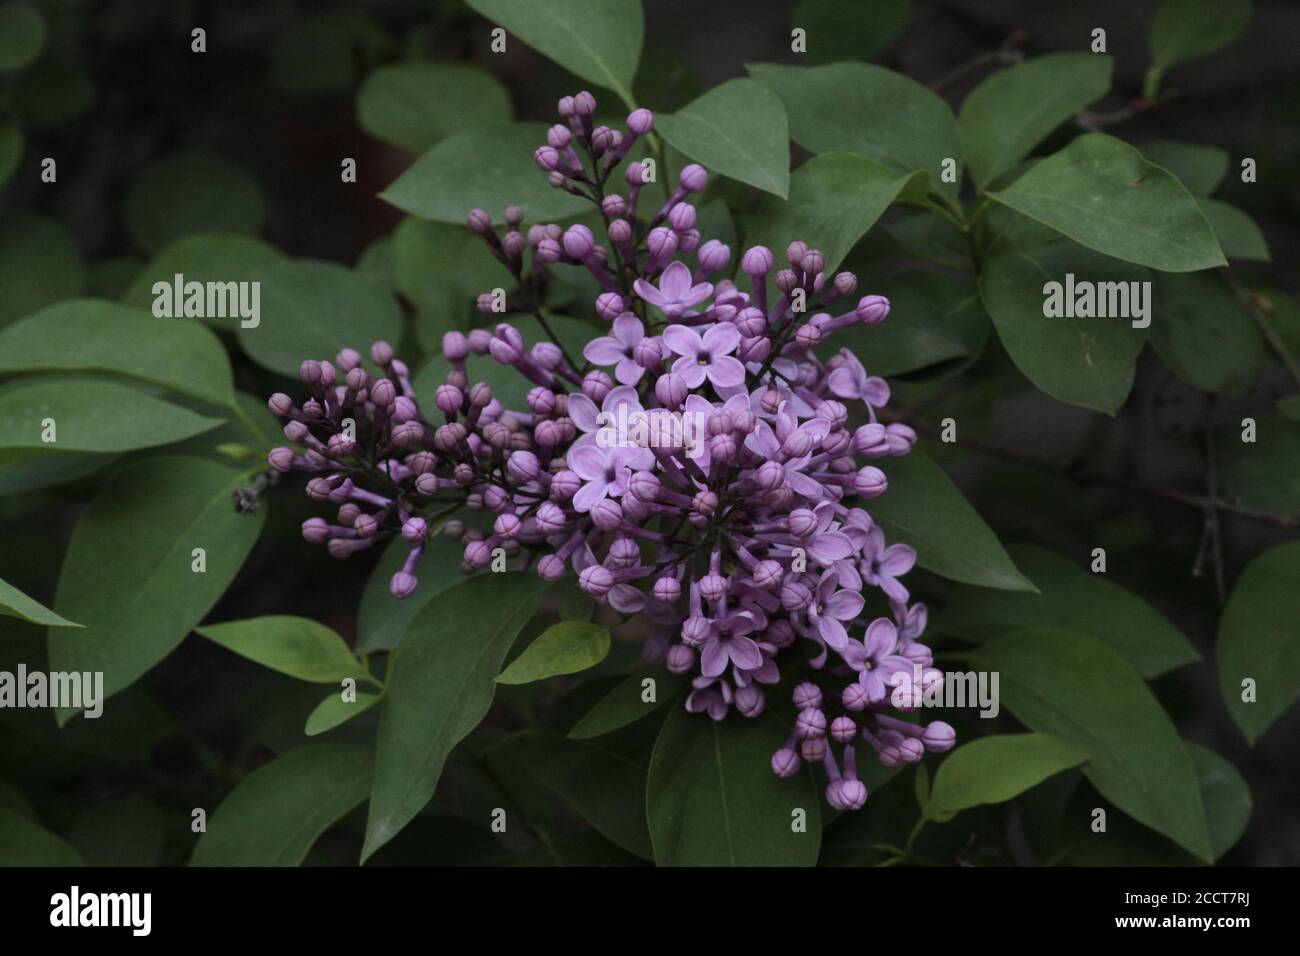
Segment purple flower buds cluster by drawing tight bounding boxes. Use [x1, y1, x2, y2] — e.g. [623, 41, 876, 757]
[267, 90, 950, 808]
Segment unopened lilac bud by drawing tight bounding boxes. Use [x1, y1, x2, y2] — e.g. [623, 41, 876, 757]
[755, 460, 785, 491]
[401, 517, 428, 542]
[679, 163, 707, 192]
[346, 367, 369, 392]
[390, 572, 418, 599]
[591, 497, 623, 532]
[353, 513, 380, 538]
[737, 336, 770, 364]
[582, 370, 613, 403]
[655, 372, 687, 409]
[781, 429, 813, 458]
[392, 396, 418, 423]
[532, 341, 562, 370]
[317, 361, 336, 387]
[853, 466, 888, 498]
[665, 643, 695, 674]
[698, 570, 727, 602]
[842, 682, 870, 711]
[856, 294, 891, 325]
[771, 747, 801, 778]
[830, 716, 857, 744]
[283, 420, 309, 443]
[652, 574, 681, 604]
[467, 208, 493, 234]
[646, 226, 677, 260]
[801, 736, 828, 762]
[299, 360, 322, 384]
[562, 223, 596, 259]
[301, 517, 330, 543]
[838, 778, 867, 810]
[493, 513, 522, 539]
[547, 123, 571, 149]
[390, 421, 423, 447]
[667, 202, 696, 232]
[781, 581, 812, 611]
[534, 146, 561, 172]
[732, 409, 755, 435]
[268, 392, 294, 417]
[741, 245, 774, 276]
[677, 229, 700, 254]
[607, 218, 632, 245]
[591, 125, 616, 152]
[753, 559, 783, 590]
[733, 307, 766, 338]
[507, 450, 541, 483]
[579, 564, 615, 597]
[573, 90, 597, 116]
[327, 432, 356, 457]
[550, 470, 581, 501]
[787, 508, 818, 537]
[632, 337, 662, 369]
[800, 249, 825, 276]
[793, 682, 823, 711]
[503, 230, 526, 256]
[681, 615, 709, 646]
[601, 194, 626, 218]
[774, 268, 799, 294]
[833, 271, 857, 297]
[692, 490, 719, 518]
[735, 685, 765, 718]
[697, 239, 730, 274]
[595, 292, 625, 320]
[413, 473, 439, 496]
[537, 554, 567, 581]
[794, 323, 822, 349]
[785, 241, 809, 266]
[268, 447, 296, 472]
[923, 721, 957, 752]
[371, 340, 395, 366]
[435, 383, 464, 415]
[796, 706, 827, 739]
[627, 108, 653, 135]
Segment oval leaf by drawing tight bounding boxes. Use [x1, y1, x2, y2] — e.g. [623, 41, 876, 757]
[305, 691, 381, 737]
[0, 574, 80, 627]
[0, 213, 84, 328]
[987, 133, 1225, 272]
[656, 78, 789, 197]
[646, 705, 820, 866]
[1149, 270, 1264, 394]
[190, 743, 373, 866]
[123, 152, 265, 255]
[865, 448, 1036, 592]
[196, 615, 370, 684]
[0, 806, 82, 866]
[497, 620, 611, 685]
[357, 62, 512, 154]
[362, 572, 551, 861]
[972, 628, 1213, 862]
[568, 670, 688, 740]
[926, 733, 1089, 823]
[1216, 541, 1300, 745]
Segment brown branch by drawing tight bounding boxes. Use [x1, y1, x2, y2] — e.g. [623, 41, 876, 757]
[928, 31, 1026, 93]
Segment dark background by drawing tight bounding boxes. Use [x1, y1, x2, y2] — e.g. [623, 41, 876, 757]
[2, 0, 1297, 865]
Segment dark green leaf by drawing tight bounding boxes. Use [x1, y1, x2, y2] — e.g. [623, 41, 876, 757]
[749, 61, 960, 198]
[1137, 140, 1228, 196]
[656, 78, 789, 197]
[267, 11, 394, 95]
[646, 705, 821, 866]
[972, 628, 1213, 862]
[357, 62, 512, 154]
[68, 794, 165, 867]
[1186, 743, 1251, 859]
[48, 457, 266, 713]
[305, 690, 382, 737]
[362, 573, 550, 861]
[0, 2, 46, 73]
[926, 733, 1089, 822]
[0, 299, 236, 407]
[960, 53, 1112, 190]
[1149, 271, 1264, 393]
[235, 258, 404, 378]
[987, 133, 1225, 272]
[497, 620, 610, 685]
[938, 543, 1199, 678]
[0, 212, 84, 328]
[0, 806, 82, 865]
[789, 0, 911, 63]
[1217, 417, 1300, 516]
[745, 152, 923, 278]
[0, 574, 80, 627]
[1198, 198, 1270, 261]
[1216, 541, 1300, 745]
[866, 448, 1036, 591]
[1150, 0, 1251, 73]
[568, 669, 688, 739]
[464, 0, 643, 104]
[191, 744, 373, 866]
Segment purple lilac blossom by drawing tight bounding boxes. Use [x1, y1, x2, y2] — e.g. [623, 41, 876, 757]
[265, 91, 952, 809]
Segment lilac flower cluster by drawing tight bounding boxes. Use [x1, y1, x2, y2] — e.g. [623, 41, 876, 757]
[266, 90, 954, 808]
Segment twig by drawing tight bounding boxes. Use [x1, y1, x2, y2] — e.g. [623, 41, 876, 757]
[1191, 396, 1227, 602]
[928, 31, 1026, 93]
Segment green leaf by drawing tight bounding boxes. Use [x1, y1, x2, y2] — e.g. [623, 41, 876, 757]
[960, 53, 1112, 190]
[1149, 271, 1264, 394]
[235, 258, 403, 378]
[972, 628, 1213, 862]
[268, 11, 394, 95]
[0, 2, 46, 73]
[0, 378, 225, 455]
[0, 212, 84, 328]
[747, 61, 961, 198]
[510, 731, 652, 858]
[497, 620, 610, 685]
[382, 123, 591, 225]
[789, 0, 911, 63]
[0, 806, 82, 866]
[0, 299, 236, 407]
[121, 233, 285, 328]
[85, 256, 144, 299]
[48, 457, 266, 713]
[1216, 541, 1300, 745]
[464, 0, 643, 105]
[646, 705, 821, 866]
[355, 518, 488, 654]
[979, 238, 1150, 414]
[0, 574, 81, 627]
[357, 62, 512, 154]
[1217, 417, 1300, 516]
[1150, 0, 1251, 73]
[1185, 743, 1251, 860]
[68, 794, 166, 866]
[568, 670, 688, 739]
[926, 733, 1089, 823]
[938, 543, 1199, 679]
[305, 690, 381, 737]
[744, 152, 924, 278]
[866, 448, 1036, 591]
[391, 216, 513, 343]
[987, 133, 1225, 272]
[656, 78, 789, 197]
[362, 573, 550, 861]
[196, 615, 370, 684]
[190, 744, 374, 866]
[830, 269, 987, 377]
[1198, 198, 1270, 261]
[123, 152, 265, 255]
[1137, 140, 1228, 196]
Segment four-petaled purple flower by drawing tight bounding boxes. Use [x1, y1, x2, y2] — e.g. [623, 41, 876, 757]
[583, 313, 650, 385]
[634, 260, 714, 318]
[662, 321, 745, 389]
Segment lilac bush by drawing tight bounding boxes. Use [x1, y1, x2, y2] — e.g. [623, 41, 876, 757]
[266, 92, 955, 809]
